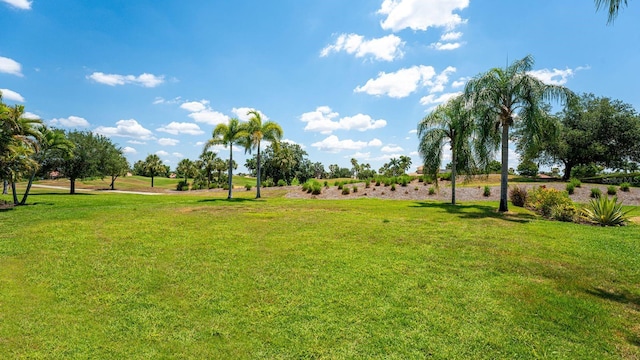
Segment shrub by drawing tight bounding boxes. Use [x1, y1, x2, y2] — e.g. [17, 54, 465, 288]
[311, 182, 322, 195]
[590, 188, 602, 198]
[342, 187, 350, 195]
[400, 177, 409, 187]
[375, 180, 381, 186]
[245, 184, 252, 191]
[290, 177, 300, 186]
[509, 186, 528, 207]
[334, 181, 340, 187]
[176, 180, 189, 191]
[337, 182, 344, 190]
[569, 178, 582, 188]
[414, 186, 419, 191]
[428, 186, 436, 195]
[365, 180, 371, 188]
[323, 180, 328, 187]
[552, 203, 578, 222]
[302, 182, 309, 192]
[528, 186, 575, 218]
[277, 179, 287, 187]
[418, 177, 423, 183]
[440, 172, 452, 181]
[566, 183, 575, 195]
[352, 185, 358, 193]
[483, 185, 491, 197]
[581, 196, 632, 226]
[263, 178, 275, 187]
[607, 185, 617, 195]
[620, 182, 631, 192]
[391, 184, 396, 191]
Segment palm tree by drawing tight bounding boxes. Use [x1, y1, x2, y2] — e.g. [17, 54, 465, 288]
[198, 151, 218, 188]
[143, 154, 165, 188]
[176, 158, 197, 187]
[465, 55, 573, 212]
[243, 110, 283, 198]
[20, 126, 74, 205]
[595, 0, 629, 23]
[205, 118, 248, 199]
[418, 95, 479, 205]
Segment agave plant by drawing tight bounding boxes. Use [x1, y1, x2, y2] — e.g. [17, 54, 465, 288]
[581, 196, 633, 226]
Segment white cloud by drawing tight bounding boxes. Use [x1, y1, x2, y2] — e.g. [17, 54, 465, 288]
[23, 112, 40, 120]
[231, 107, 268, 122]
[528, 66, 589, 85]
[311, 135, 383, 153]
[451, 77, 470, 88]
[158, 138, 179, 146]
[195, 141, 205, 147]
[321, 33, 404, 62]
[128, 140, 146, 145]
[355, 65, 456, 98]
[440, 32, 463, 41]
[87, 72, 165, 88]
[1, 0, 31, 9]
[408, 129, 417, 134]
[172, 152, 183, 158]
[156, 122, 204, 135]
[300, 107, 386, 134]
[94, 119, 154, 140]
[50, 116, 90, 128]
[0, 56, 22, 76]
[156, 150, 169, 157]
[378, 0, 469, 32]
[180, 99, 229, 125]
[347, 152, 371, 160]
[430, 42, 462, 51]
[153, 96, 181, 105]
[409, 151, 419, 156]
[282, 138, 306, 149]
[368, 138, 383, 147]
[0, 88, 24, 102]
[381, 144, 404, 153]
[420, 92, 462, 106]
[122, 146, 137, 154]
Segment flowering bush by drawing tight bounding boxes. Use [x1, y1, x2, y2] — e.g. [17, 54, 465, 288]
[527, 186, 576, 220]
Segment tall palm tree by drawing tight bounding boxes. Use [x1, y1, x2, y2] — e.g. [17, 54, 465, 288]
[198, 151, 218, 188]
[20, 126, 74, 205]
[595, 0, 629, 23]
[243, 110, 283, 198]
[418, 95, 480, 205]
[143, 154, 165, 188]
[465, 55, 573, 212]
[205, 118, 248, 199]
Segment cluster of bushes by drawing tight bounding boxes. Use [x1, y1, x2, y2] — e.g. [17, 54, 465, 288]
[372, 175, 416, 187]
[509, 185, 632, 226]
[301, 180, 322, 195]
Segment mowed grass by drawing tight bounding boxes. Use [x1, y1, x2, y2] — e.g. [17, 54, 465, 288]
[1, 190, 639, 358]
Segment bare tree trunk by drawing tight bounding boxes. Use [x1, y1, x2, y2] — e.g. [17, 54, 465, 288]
[11, 180, 18, 205]
[19, 171, 36, 205]
[499, 124, 510, 212]
[2, 180, 8, 195]
[228, 145, 233, 199]
[110, 175, 117, 190]
[256, 144, 261, 199]
[151, 175, 154, 188]
[70, 177, 76, 194]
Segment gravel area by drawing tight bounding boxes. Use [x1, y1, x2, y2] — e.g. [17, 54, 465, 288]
[284, 181, 640, 206]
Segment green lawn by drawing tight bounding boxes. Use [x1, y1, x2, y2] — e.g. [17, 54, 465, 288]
[1, 189, 639, 358]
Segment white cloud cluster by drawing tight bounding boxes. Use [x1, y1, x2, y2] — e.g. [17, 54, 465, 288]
[88, 72, 165, 88]
[420, 92, 461, 106]
[381, 144, 404, 153]
[23, 111, 40, 120]
[158, 138, 179, 146]
[156, 122, 204, 135]
[321, 34, 405, 62]
[0, 56, 22, 76]
[300, 106, 387, 134]
[180, 100, 229, 125]
[378, 0, 469, 32]
[231, 107, 268, 122]
[153, 96, 181, 105]
[355, 65, 456, 98]
[0, 88, 24, 102]
[430, 31, 464, 51]
[311, 135, 383, 153]
[1, 0, 31, 9]
[122, 146, 137, 154]
[528, 66, 589, 86]
[451, 76, 470, 88]
[50, 116, 90, 128]
[95, 119, 154, 140]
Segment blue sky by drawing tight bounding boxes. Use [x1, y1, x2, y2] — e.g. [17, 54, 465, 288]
[2, 0, 639, 173]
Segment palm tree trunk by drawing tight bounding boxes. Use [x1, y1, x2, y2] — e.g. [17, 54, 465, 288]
[19, 171, 36, 205]
[256, 144, 261, 199]
[499, 123, 510, 212]
[228, 145, 233, 199]
[451, 146, 456, 205]
[11, 180, 18, 205]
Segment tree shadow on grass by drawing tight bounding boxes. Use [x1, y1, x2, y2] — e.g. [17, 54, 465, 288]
[585, 287, 640, 309]
[198, 198, 255, 203]
[30, 192, 95, 196]
[410, 201, 536, 223]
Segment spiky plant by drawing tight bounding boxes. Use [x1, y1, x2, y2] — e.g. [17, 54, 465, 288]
[581, 196, 633, 226]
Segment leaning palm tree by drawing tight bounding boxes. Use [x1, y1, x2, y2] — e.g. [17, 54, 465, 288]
[242, 110, 283, 198]
[465, 55, 573, 212]
[595, 0, 629, 23]
[20, 126, 74, 205]
[418, 95, 480, 205]
[205, 118, 248, 199]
